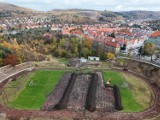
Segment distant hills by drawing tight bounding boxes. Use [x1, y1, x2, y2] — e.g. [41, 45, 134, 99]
[1, 2, 160, 22]
[0, 2, 36, 12]
[0, 2, 38, 18]
[45, 9, 160, 23]
[115, 11, 160, 20]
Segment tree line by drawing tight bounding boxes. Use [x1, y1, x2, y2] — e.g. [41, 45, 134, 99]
[0, 30, 116, 67]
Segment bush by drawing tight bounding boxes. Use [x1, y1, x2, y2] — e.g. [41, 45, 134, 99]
[3, 54, 18, 66]
[106, 52, 115, 60]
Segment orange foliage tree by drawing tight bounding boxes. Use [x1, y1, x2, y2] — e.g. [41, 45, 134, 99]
[4, 54, 18, 66]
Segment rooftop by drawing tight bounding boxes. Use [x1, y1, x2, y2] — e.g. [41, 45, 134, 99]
[150, 31, 160, 38]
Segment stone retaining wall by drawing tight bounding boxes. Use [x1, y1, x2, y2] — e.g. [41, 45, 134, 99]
[115, 58, 160, 88]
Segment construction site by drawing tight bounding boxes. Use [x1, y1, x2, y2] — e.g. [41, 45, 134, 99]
[42, 71, 119, 112]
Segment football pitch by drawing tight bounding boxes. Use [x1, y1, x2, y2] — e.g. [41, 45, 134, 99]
[103, 71, 152, 112]
[10, 70, 64, 110]
[5, 70, 152, 112]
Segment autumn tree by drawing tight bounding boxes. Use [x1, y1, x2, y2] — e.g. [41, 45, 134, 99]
[2, 41, 13, 49]
[106, 52, 115, 60]
[4, 54, 18, 66]
[13, 38, 24, 63]
[85, 38, 92, 49]
[0, 44, 12, 66]
[80, 38, 92, 58]
[0, 45, 12, 58]
[144, 43, 156, 61]
[97, 43, 105, 60]
[78, 42, 82, 58]
[2, 39, 25, 63]
[81, 48, 92, 58]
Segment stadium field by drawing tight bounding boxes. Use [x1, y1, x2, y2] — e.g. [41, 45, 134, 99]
[9, 70, 64, 110]
[3, 70, 152, 112]
[103, 70, 152, 112]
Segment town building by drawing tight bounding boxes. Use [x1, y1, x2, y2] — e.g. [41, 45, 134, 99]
[146, 31, 160, 48]
[88, 56, 100, 61]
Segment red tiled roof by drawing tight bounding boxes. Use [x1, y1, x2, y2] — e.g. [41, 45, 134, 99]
[104, 41, 119, 48]
[150, 31, 160, 38]
[117, 29, 133, 36]
[62, 30, 70, 35]
[71, 30, 83, 35]
[84, 35, 93, 40]
[98, 28, 119, 32]
[87, 30, 96, 36]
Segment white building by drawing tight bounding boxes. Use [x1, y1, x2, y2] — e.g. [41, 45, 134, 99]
[80, 58, 87, 63]
[88, 56, 100, 61]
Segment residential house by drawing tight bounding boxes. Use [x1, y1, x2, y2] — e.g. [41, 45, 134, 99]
[146, 31, 160, 48]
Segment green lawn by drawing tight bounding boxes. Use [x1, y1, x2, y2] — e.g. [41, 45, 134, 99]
[103, 70, 152, 112]
[8, 70, 64, 110]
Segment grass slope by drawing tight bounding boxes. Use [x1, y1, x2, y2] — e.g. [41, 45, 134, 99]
[103, 70, 152, 112]
[9, 70, 64, 110]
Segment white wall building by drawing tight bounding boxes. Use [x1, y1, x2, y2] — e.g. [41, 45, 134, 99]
[88, 56, 100, 61]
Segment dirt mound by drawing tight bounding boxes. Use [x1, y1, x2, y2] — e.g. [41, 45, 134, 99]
[95, 72, 115, 112]
[55, 73, 77, 110]
[41, 73, 72, 110]
[42, 72, 115, 112]
[67, 73, 91, 110]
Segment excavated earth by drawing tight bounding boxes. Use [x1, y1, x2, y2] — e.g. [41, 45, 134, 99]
[42, 72, 115, 112]
[0, 70, 160, 120]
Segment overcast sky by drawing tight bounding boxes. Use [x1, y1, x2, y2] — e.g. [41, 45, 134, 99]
[0, 0, 160, 11]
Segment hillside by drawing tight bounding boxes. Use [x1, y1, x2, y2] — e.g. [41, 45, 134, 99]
[0, 2, 35, 12]
[1, 2, 160, 23]
[49, 9, 160, 23]
[49, 9, 124, 24]
[50, 9, 99, 23]
[0, 2, 38, 18]
[115, 11, 160, 20]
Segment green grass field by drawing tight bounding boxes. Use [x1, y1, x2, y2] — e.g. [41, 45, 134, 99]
[1, 69, 152, 112]
[8, 70, 64, 110]
[103, 70, 152, 112]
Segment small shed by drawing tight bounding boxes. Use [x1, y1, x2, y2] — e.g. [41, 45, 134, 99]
[80, 58, 87, 63]
[88, 56, 100, 61]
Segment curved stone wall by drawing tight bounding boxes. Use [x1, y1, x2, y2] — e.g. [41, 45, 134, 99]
[0, 62, 35, 83]
[115, 57, 160, 87]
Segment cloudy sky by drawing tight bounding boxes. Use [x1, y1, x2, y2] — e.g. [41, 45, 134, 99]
[0, 0, 160, 11]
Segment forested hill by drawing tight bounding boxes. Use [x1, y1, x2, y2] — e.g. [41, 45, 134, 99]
[115, 11, 160, 20]
[1, 2, 160, 22]
[48, 9, 160, 23]
[0, 2, 38, 18]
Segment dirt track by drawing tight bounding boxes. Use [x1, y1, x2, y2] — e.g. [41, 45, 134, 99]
[0, 70, 160, 120]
